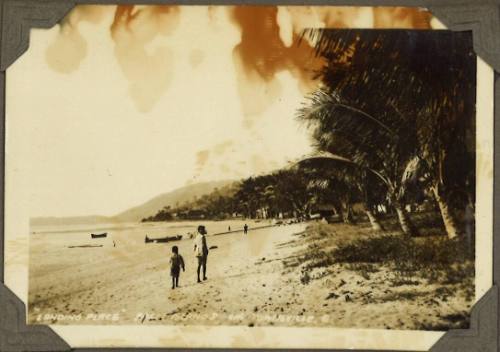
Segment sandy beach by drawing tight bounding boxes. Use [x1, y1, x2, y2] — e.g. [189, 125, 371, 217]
[29, 221, 305, 325]
[28, 220, 473, 330]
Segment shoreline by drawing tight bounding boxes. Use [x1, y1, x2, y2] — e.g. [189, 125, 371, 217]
[30, 218, 282, 236]
[28, 221, 472, 330]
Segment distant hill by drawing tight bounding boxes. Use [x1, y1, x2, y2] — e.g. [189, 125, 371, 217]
[143, 181, 241, 222]
[113, 180, 236, 222]
[31, 180, 236, 227]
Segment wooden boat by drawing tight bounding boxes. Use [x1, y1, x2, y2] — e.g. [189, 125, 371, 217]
[68, 244, 103, 248]
[145, 234, 182, 243]
[91, 232, 107, 239]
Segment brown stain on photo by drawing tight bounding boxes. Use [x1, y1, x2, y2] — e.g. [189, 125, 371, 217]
[228, 6, 431, 130]
[195, 150, 211, 172]
[213, 140, 234, 155]
[194, 141, 236, 177]
[46, 5, 432, 116]
[229, 6, 324, 128]
[207, 5, 219, 22]
[250, 154, 270, 175]
[189, 49, 205, 69]
[46, 5, 110, 74]
[110, 5, 181, 38]
[287, 6, 367, 29]
[110, 5, 181, 112]
[219, 163, 231, 175]
[373, 7, 431, 29]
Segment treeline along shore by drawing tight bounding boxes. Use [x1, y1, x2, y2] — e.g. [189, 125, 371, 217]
[144, 30, 476, 245]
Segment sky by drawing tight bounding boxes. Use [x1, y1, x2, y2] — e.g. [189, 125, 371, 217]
[6, 5, 433, 217]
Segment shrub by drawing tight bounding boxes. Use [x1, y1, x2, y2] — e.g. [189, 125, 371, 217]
[331, 234, 474, 281]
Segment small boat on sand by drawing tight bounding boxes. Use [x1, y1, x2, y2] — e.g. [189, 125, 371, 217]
[145, 234, 182, 244]
[69, 244, 103, 248]
[91, 233, 107, 239]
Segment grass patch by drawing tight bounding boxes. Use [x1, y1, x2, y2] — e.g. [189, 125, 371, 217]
[332, 234, 474, 282]
[390, 279, 421, 287]
[383, 290, 428, 302]
[415, 311, 470, 330]
[345, 263, 380, 280]
[283, 219, 474, 288]
[333, 235, 473, 264]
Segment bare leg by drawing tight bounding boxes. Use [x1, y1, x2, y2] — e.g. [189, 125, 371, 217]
[203, 256, 207, 280]
[197, 259, 202, 282]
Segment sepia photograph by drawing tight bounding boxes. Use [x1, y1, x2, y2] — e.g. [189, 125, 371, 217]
[3, 4, 494, 350]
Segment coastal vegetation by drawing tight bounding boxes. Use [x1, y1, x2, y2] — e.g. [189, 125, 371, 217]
[145, 30, 475, 245]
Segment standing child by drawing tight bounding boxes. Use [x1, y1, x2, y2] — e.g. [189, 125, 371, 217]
[169, 246, 185, 289]
[193, 225, 209, 283]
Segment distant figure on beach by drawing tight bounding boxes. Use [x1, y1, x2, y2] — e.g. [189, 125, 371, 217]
[193, 225, 209, 283]
[228, 226, 231, 232]
[169, 246, 185, 289]
[244, 224, 248, 235]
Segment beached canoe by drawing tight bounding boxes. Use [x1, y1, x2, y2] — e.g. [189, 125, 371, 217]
[145, 234, 182, 243]
[68, 244, 103, 248]
[91, 233, 107, 239]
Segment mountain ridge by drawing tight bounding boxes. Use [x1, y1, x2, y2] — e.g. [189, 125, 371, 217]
[31, 180, 237, 227]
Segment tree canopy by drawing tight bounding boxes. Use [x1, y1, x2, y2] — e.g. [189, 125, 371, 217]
[298, 29, 476, 238]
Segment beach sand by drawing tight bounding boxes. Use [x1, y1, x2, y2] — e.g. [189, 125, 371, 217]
[28, 221, 472, 330]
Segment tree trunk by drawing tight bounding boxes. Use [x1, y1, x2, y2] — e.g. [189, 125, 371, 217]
[394, 204, 417, 236]
[431, 186, 461, 239]
[365, 210, 384, 231]
[335, 206, 343, 222]
[331, 199, 343, 223]
[342, 203, 355, 224]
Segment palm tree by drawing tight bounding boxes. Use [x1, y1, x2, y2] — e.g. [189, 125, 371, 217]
[297, 90, 419, 236]
[297, 153, 386, 231]
[272, 169, 313, 219]
[297, 29, 475, 239]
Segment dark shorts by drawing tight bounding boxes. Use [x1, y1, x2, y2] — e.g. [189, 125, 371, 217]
[170, 267, 180, 277]
[197, 255, 207, 266]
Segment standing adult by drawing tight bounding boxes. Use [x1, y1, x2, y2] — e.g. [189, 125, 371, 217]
[193, 225, 209, 283]
[243, 224, 248, 235]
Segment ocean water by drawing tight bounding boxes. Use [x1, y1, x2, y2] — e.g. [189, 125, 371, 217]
[30, 219, 271, 248]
